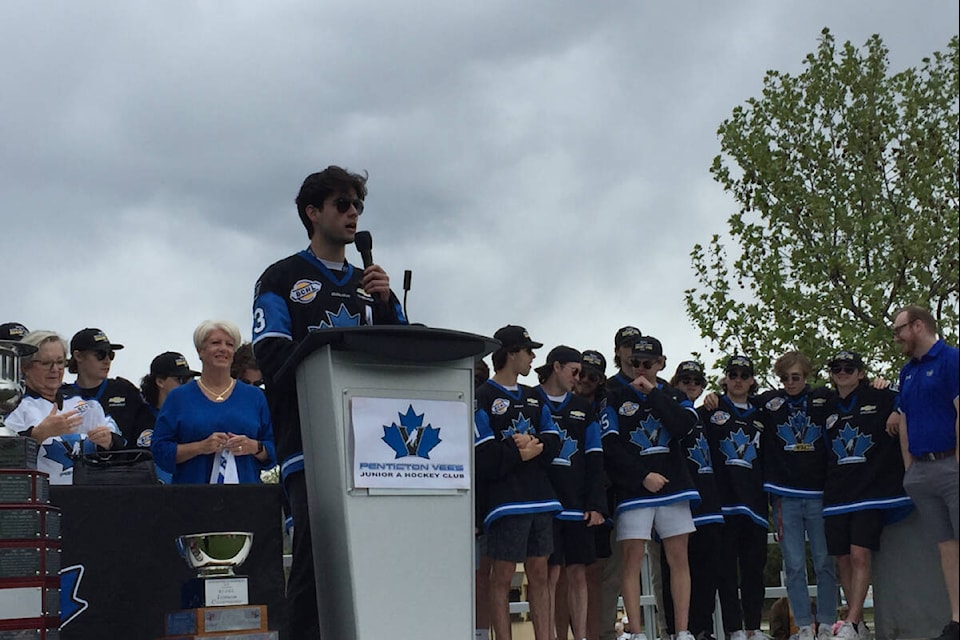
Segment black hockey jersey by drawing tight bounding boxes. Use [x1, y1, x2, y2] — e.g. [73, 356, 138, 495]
[600, 381, 699, 516]
[474, 380, 562, 530]
[822, 384, 912, 519]
[252, 250, 406, 480]
[701, 397, 768, 528]
[758, 386, 832, 498]
[537, 387, 606, 521]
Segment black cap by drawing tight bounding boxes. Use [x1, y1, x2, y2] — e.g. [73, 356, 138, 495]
[827, 350, 865, 370]
[581, 350, 607, 373]
[724, 355, 754, 375]
[614, 326, 642, 348]
[150, 351, 200, 378]
[0, 322, 29, 341]
[534, 345, 582, 378]
[631, 336, 663, 360]
[70, 328, 124, 353]
[493, 325, 543, 351]
[674, 360, 705, 380]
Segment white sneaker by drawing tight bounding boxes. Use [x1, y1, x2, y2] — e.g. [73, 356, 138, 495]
[816, 624, 835, 640]
[676, 632, 696, 640]
[747, 632, 773, 640]
[628, 634, 648, 640]
[833, 622, 860, 640]
[729, 632, 748, 640]
[796, 625, 815, 640]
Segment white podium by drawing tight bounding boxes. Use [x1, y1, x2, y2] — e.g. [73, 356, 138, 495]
[283, 326, 497, 640]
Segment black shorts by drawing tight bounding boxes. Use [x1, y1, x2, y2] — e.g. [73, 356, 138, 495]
[485, 513, 554, 563]
[824, 509, 885, 555]
[548, 518, 597, 567]
[594, 521, 613, 559]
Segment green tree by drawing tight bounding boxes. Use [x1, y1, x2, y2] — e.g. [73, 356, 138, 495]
[686, 28, 959, 385]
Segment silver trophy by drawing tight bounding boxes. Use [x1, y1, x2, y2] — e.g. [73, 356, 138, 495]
[176, 531, 254, 577]
[0, 339, 37, 437]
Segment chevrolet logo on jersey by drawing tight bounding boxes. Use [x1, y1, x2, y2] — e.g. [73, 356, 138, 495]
[569, 410, 586, 420]
[290, 279, 323, 303]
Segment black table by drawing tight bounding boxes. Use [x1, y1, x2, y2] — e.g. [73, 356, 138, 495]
[50, 484, 286, 640]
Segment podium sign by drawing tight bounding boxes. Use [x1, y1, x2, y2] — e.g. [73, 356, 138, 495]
[292, 326, 495, 640]
[351, 397, 470, 491]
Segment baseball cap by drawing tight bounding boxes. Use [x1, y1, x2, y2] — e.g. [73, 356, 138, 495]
[827, 350, 865, 370]
[0, 322, 29, 341]
[534, 345, 582, 378]
[674, 360, 705, 381]
[631, 336, 663, 360]
[614, 326, 642, 348]
[493, 325, 543, 351]
[150, 351, 200, 378]
[581, 350, 607, 373]
[724, 355, 754, 375]
[70, 328, 125, 353]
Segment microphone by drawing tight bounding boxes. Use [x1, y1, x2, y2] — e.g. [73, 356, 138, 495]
[354, 231, 373, 268]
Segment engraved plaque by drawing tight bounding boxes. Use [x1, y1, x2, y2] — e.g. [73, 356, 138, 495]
[0, 471, 49, 504]
[0, 506, 61, 541]
[0, 437, 38, 470]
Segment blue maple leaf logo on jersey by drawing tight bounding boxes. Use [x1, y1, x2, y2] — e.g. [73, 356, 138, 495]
[719, 428, 758, 468]
[381, 405, 442, 459]
[502, 415, 534, 439]
[831, 423, 874, 464]
[777, 412, 821, 451]
[629, 415, 671, 455]
[42, 434, 94, 472]
[317, 303, 361, 329]
[686, 434, 713, 473]
[60, 564, 89, 627]
[552, 425, 579, 466]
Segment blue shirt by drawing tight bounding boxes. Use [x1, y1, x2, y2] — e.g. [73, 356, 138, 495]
[152, 381, 276, 484]
[898, 339, 960, 456]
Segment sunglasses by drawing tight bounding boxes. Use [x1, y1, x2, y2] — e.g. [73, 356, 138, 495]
[829, 365, 857, 375]
[580, 371, 601, 383]
[679, 377, 705, 386]
[93, 349, 116, 361]
[332, 197, 364, 214]
[779, 373, 805, 383]
[628, 358, 656, 370]
[726, 370, 752, 380]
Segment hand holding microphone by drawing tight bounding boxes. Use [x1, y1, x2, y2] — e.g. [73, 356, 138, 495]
[354, 231, 391, 302]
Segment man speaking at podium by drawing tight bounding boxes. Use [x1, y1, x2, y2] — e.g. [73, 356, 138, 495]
[252, 166, 407, 639]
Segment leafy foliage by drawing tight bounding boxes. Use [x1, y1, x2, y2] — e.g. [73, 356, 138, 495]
[686, 29, 959, 385]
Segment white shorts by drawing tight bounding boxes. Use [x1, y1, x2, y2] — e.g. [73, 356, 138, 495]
[615, 502, 696, 541]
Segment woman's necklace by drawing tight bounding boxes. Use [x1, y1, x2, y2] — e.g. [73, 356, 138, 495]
[197, 378, 235, 402]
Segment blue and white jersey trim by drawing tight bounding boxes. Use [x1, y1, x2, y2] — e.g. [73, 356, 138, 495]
[280, 453, 305, 482]
[693, 513, 725, 527]
[614, 489, 700, 516]
[556, 509, 586, 521]
[483, 499, 563, 530]
[721, 504, 769, 528]
[764, 482, 823, 498]
[823, 495, 913, 517]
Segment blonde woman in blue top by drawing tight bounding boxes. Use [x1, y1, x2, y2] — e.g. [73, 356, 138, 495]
[152, 320, 275, 484]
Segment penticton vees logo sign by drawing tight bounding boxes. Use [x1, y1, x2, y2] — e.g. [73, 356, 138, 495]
[381, 405, 442, 459]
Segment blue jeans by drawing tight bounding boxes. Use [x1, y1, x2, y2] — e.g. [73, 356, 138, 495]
[772, 495, 837, 627]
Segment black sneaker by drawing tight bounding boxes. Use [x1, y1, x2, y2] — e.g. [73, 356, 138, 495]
[935, 620, 960, 640]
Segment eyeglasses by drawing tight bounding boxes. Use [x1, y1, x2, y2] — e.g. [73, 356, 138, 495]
[726, 371, 752, 380]
[829, 365, 857, 375]
[679, 377, 705, 386]
[34, 358, 66, 370]
[779, 374, 805, 383]
[332, 197, 364, 214]
[892, 320, 913, 335]
[93, 349, 116, 361]
[628, 359, 656, 370]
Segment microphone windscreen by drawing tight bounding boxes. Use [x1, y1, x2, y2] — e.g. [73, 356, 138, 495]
[354, 231, 373, 253]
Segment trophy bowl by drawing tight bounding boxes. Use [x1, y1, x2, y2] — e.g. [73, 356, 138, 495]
[176, 531, 254, 577]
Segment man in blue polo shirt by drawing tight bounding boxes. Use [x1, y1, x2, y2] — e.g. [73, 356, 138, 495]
[893, 304, 959, 640]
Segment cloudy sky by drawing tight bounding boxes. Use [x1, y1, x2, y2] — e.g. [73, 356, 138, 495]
[3, 1, 957, 385]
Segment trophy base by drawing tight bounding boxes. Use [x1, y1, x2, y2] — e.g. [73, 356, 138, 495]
[0, 438, 38, 470]
[165, 604, 267, 636]
[159, 632, 277, 640]
[181, 575, 249, 608]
